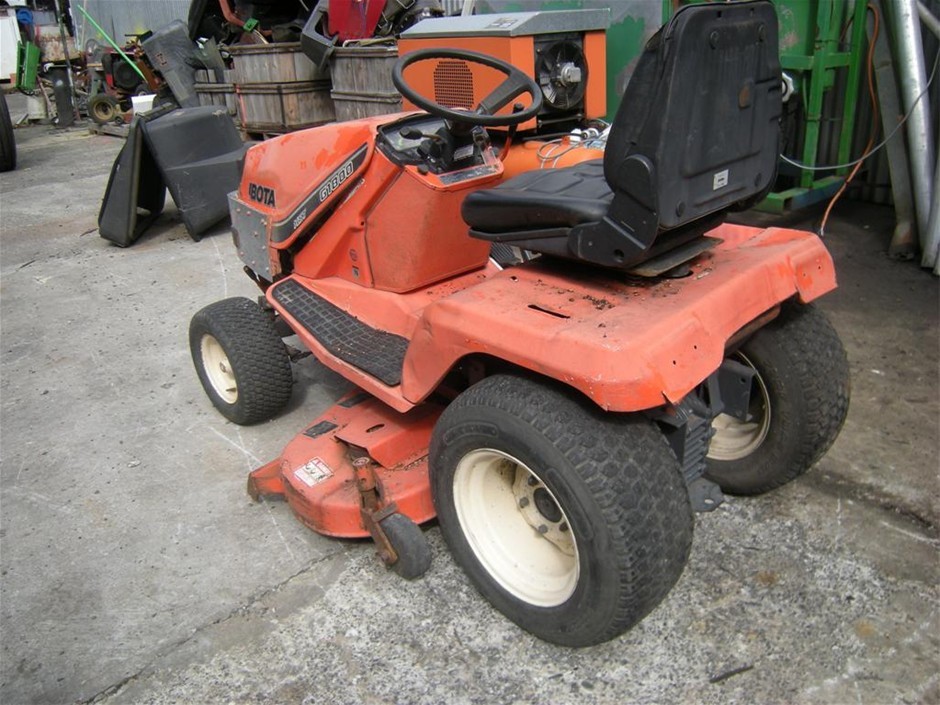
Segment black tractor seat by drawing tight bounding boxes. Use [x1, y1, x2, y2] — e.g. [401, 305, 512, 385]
[464, 160, 611, 236]
[462, 0, 782, 270]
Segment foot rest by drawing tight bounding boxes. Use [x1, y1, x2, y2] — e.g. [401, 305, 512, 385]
[271, 279, 408, 386]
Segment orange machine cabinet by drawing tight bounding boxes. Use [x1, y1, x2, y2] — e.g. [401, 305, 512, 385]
[398, 10, 608, 133]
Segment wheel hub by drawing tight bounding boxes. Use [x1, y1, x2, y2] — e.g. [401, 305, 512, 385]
[708, 352, 771, 461]
[534, 488, 562, 522]
[452, 448, 579, 606]
[513, 471, 573, 556]
[200, 334, 238, 404]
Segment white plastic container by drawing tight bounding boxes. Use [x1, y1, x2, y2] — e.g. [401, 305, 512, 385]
[131, 94, 156, 114]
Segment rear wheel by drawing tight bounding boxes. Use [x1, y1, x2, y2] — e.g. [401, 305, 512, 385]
[430, 374, 692, 647]
[705, 301, 850, 494]
[189, 297, 293, 425]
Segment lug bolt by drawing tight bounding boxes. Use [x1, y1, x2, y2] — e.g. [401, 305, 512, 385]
[537, 524, 548, 534]
[518, 497, 530, 508]
[560, 523, 569, 533]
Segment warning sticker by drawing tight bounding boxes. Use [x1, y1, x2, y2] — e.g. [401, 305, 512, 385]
[293, 458, 334, 487]
[713, 169, 729, 190]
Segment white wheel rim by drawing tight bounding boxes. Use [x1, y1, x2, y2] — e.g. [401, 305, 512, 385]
[200, 334, 238, 404]
[708, 352, 771, 461]
[452, 448, 579, 607]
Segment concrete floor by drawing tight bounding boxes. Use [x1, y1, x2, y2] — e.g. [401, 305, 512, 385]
[1, 98, 938, 704]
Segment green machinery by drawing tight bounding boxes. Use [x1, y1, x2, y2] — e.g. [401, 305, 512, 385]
[16, 41, 41, 92]
[760, 0, 869, 212]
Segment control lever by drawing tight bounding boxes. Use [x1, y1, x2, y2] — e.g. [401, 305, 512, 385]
[401, 127, 445, 145]
[495, 102, 525, 161]
[401, 127, 445, 161]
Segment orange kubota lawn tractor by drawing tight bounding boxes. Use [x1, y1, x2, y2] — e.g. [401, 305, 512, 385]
[190, 1, 849, 647]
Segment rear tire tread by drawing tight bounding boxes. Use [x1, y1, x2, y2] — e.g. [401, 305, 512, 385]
[432, 375, 692, 646]
[707, 301, 850, 495]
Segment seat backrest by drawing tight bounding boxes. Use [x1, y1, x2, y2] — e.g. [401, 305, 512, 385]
[604, 0, 781, 230]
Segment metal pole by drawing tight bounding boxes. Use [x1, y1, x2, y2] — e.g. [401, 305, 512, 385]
[919, 1, 940, 272]
[75, 4, 147, 82]
[918, 1, 940, 38]
[78, 0, 89, 57]
[929, 144, 940, 274]
[54, 0, 79, 123]
[893, 0, 935, 265]
[873, 0, 918, 258]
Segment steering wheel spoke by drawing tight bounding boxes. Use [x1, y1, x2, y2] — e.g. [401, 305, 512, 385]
[476, 74, 530, 116]
[393, 48, 542, 128]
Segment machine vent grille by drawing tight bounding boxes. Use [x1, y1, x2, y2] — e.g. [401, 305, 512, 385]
[433, 60, 475, 109]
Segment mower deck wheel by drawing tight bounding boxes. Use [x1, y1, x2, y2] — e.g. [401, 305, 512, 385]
[430, 374, 693, 647]
[189, 297, 293, 425]
[705, 301, 850, 495]
[379, 512, 432, 580]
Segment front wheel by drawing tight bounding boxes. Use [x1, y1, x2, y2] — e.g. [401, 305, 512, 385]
[705, 301, 850, 495]
[189, 297, 293, 425]
[430, 374, 692, 647]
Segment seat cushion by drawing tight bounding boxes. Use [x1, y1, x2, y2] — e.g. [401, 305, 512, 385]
[462, 159, 612, 233]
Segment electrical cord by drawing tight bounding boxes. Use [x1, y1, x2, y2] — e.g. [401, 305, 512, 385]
[534, 126, 608, 168]
[536, 139, 582, 167]
[818, 2, 880, 236]
[781, 45, 939, 174]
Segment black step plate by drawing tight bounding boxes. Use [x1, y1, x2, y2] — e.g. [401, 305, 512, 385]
[272, 279, 408, 386]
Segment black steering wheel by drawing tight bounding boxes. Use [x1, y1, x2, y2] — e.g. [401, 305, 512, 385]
[392, 48, 543, 128]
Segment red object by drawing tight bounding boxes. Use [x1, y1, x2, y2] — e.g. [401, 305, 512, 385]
[237, 115, 836, 538]
[327, 0, 386, 42]
[231, 53, 836, 540]
[247, 221, 835, 537]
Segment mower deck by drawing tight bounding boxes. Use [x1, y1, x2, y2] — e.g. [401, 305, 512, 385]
[249, 392, 440, 538]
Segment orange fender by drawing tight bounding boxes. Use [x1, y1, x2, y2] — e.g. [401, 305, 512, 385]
[401, 225, 837, 412]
